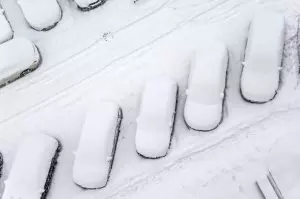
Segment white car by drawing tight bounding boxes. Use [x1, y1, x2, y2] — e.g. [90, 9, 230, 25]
[184, 41, 228, 131]
[0, 38, 41, 88]
[2, 134, 61, 199]
[0, 7, 13, 44]
[240, 11, 285, 103]
[135, 77, 178, 159]
[74, 0, 107, 11]
[17, 0, 62, 31]
[73, 101, 122, 189]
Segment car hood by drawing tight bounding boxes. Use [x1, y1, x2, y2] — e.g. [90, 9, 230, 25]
[18, 0, 61, 30]
[135, 128, 171, 158]
[184, 99, 223, 131]
[73, 163, 109, 189]
[241, 69, 279, 102]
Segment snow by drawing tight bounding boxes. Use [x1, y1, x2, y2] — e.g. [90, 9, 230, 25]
[184, 40, 228, 131]
[0, 0, 299, 198]
[2, 134, 59, 199]
[0, 8, 13, 44]
[73, 100, 121, 189]
[0, 37, 40, 86]
[135, 77, 177, 158]
[240, 11, 285, 103]
[17, 0, 62, 31]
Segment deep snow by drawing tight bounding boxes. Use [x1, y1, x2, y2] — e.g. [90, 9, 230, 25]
[0, 0, 299, 198]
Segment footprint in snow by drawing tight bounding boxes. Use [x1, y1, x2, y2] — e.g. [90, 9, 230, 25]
[103, 32, 113, 42]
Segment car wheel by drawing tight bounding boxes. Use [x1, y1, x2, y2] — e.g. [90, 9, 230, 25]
[20, 69, 32, 77]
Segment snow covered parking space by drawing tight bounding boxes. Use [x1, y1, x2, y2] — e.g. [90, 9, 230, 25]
[0, 0, 300, 198]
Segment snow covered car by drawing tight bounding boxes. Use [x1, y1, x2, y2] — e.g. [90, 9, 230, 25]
[184, 41, 228, 131]
[17, 0, 62, 31]
[74, 0, 107, 11]
[2, 134, 61, 199]
[0, 6, 13, 44]
[240, 11, 285, 103]
[135, 77, 178, 159]
[73, 101, 122, 189]
[0, 38, 41, 88]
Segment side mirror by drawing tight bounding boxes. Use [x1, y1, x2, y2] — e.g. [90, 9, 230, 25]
[220, 92, 224, 99]
[185, 89, 189, 96]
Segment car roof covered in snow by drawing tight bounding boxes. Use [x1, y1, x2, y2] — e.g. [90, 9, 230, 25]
[0, 9, 13, 44]
[73, 100, 120, 188]
[244, 11, 285, 72]
[17, 0, 61, 30]
[0, 38, 37, 79]
[188, 40, 228, 104]
[2, 134, 59, 199]
[138, 77, 177, 124]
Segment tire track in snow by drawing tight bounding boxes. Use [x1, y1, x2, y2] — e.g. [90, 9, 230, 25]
[0, 0, 251, 125]
[104, 105, 300, 198]
[13, 0, 173, 88]
[17, 0, 218, 89]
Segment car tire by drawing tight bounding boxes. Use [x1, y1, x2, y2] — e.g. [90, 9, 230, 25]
[20, 69, 32, 77]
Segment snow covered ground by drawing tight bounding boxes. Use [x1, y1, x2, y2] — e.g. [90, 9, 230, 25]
[0, 0, 300, 198]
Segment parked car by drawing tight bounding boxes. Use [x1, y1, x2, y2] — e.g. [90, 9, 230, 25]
[184, 41, 228, 131]
[240, 11, 285, 103]
[0, 6, 13, 44]
[73, 101, 122, 189]
[17, 0, 62, 31]
[2, 134, 61, 199]
[74, 0, 107, 11]
[0, 38, 41, 88]
[135, 77, 178, 159]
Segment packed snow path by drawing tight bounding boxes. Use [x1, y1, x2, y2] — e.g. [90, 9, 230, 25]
[0, 0, 299, 198]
